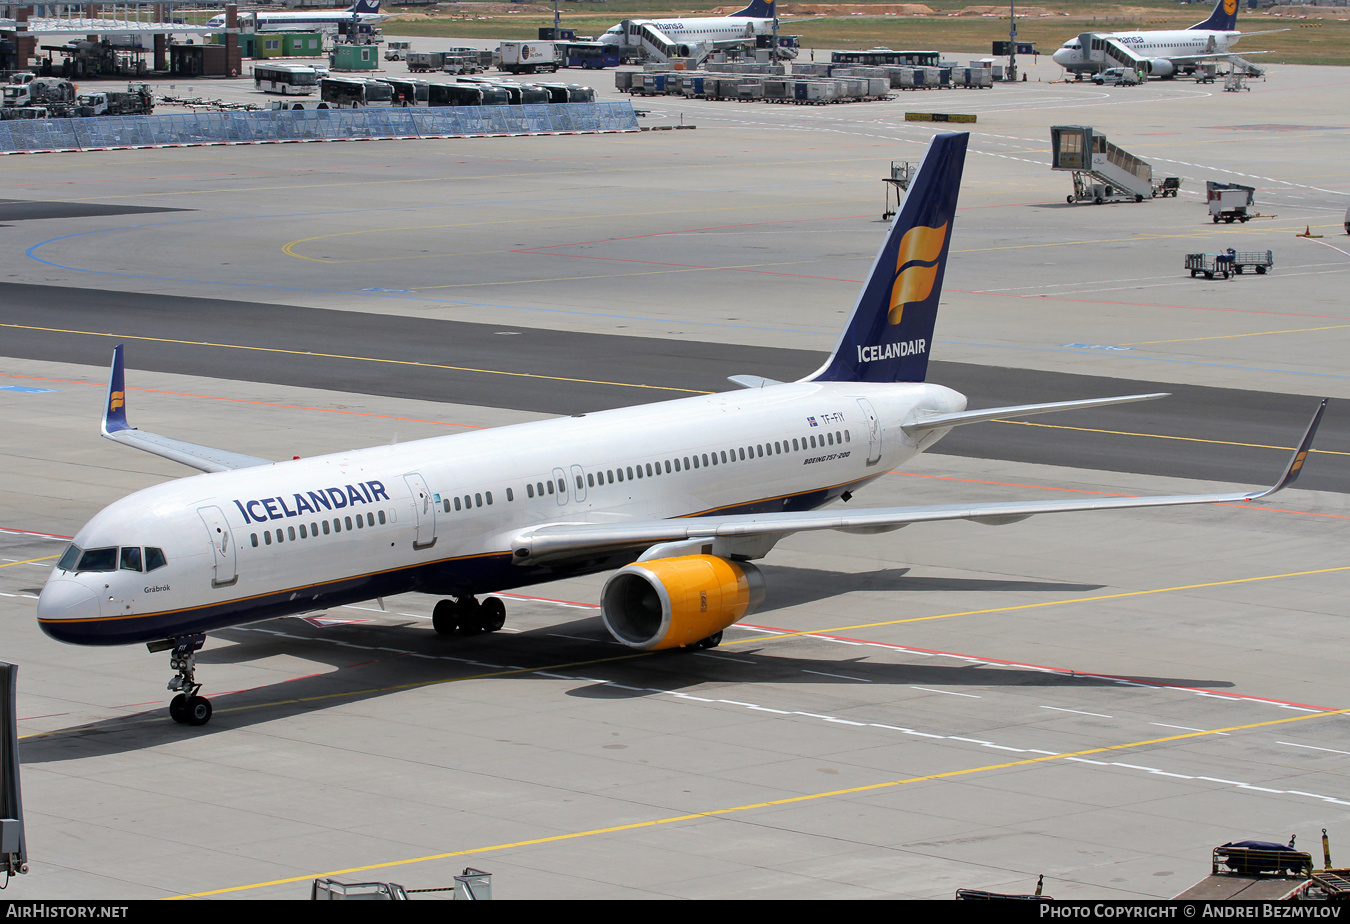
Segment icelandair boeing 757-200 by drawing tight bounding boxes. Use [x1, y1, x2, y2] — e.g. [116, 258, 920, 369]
[37, 133, 1326, 727]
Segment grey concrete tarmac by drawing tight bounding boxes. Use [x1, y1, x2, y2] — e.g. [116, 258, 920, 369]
[0, 45, 1348, 900]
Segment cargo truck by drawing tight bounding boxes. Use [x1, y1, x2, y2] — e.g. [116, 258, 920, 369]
[74, 84, 154, 117]
[497, 41, 560, 74]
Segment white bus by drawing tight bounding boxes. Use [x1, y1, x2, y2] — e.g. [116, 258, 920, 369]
[253, 64, 320, 96]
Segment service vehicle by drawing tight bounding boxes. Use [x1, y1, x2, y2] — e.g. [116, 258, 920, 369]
[254, 63, 319, 96]
[74, 84, 154, 116]
[497, 41, 560, 74]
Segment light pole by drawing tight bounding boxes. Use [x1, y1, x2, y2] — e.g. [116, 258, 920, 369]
[1008, 0, 1017, 81]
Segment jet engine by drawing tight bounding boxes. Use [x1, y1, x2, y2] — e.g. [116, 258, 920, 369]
[1148, 58, 1175, 78]
[600, 554, 766, 650]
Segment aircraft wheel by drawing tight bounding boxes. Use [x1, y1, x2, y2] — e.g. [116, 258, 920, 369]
[457, 597, 484, 636]
[186, 696, 212, 727]
[481, 597, 506, 632]
[695, 631, 723, 650]
[169, 693, 188, 724]
[432, 599, 458, 635]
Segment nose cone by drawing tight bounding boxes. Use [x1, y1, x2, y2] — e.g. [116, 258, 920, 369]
[37, 578, 100, 642]
[1052, 48, 1073, 67]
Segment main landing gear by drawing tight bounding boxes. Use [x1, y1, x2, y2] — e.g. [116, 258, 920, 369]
[432, 595, 507, 637]
[159, 634, 212, 726]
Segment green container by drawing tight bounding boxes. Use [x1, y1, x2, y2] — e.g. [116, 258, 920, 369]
[330, 44, 378, 71]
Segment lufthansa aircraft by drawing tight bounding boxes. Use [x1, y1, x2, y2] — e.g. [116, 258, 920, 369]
[1050, 0, 1274, 78]
[36, 133, 1325, 727]
[600, 0, 777, 48]
[204, 0, 385, 33]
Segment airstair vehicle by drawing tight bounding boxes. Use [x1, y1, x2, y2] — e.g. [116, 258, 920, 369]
[1051, 125, 1157, 204]
[617, 21, 712, 66]
[1074, 32, 1151, 78]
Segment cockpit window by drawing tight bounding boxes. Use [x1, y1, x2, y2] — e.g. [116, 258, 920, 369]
[57, 545, 81, 571]
[119, 547, 142, 572]
[145, 547, 167, 572]
[76, 547, 118, 572]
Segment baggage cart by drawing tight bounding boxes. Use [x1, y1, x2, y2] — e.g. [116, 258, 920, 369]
[1185, 249, 1272, 279]
[1154, 176, 1181, 198]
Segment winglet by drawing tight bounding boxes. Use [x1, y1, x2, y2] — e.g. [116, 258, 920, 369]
[102, 344, 132, 436]
[1254, 398, 1327, 498]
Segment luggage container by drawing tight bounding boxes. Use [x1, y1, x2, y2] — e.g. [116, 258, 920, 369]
[1207, 181, 1255, 223]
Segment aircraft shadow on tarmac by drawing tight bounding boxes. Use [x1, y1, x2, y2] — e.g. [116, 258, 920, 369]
[20, 569, 1236, 763]
[753, 564, 1103, 611]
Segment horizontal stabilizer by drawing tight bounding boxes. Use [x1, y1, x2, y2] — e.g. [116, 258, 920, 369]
[727, 375, 784, 390]
[101, 344, 273, 474]
[901, 393, 1167, 435]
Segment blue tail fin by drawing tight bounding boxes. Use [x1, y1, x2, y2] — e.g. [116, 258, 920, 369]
[731, 0, 775, 17]
[102, 344, 131, 436]
[350, 0, 382, 14]
[809, 132, 968, 385]
[1190, 0, 1238, 31]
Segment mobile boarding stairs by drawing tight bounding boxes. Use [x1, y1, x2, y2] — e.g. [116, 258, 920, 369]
[1051, 125, 1175, 204]
[1072, 31, 1265, 82]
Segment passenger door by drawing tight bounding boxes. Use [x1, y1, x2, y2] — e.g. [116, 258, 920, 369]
[403, 473, 437, 550]
[856, 398, 882, 465]
[197, 505, 238, 588]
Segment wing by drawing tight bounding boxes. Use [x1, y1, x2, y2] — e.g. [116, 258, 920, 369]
[509, 400, 1327, 564]
[101, 344, 274, 474]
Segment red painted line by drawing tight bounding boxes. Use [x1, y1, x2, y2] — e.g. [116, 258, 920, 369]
[0, 526, 72, 540]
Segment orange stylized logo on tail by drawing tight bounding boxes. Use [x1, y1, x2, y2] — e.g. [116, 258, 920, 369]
[1223, 0, 1237, 15]
[888, 222, 948, 325]
[110, 390, 124, 411]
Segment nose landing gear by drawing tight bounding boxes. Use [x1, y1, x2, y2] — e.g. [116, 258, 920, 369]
[432, 595, 507, 636]
[153, 634, 212, 726]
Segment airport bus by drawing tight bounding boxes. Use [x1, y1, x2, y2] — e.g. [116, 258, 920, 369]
[373, 77, 429, 106]
[253, 63, 319, 96]
[559, 42, 621, 69]
[830, 49, 940, 67]
[319, 76, 394, 108]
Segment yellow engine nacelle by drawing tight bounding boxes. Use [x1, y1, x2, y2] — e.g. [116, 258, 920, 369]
[600, 555, 766, 650]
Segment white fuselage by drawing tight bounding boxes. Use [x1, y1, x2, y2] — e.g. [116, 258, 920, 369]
[37, 381, 965, 647]
[1052, 29, 1239, 74]
[205, 10, 385, 32]
[602, 16, 775, 46]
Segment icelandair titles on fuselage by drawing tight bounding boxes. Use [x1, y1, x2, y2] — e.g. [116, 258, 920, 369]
[234, 480, 391, 524]
[857, 340, 927, 364]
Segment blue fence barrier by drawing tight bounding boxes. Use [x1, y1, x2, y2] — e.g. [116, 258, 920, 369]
[0, 102, 639, 154]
